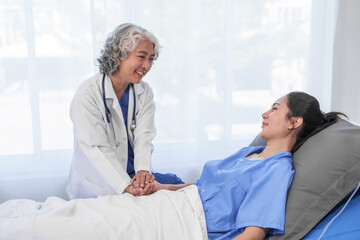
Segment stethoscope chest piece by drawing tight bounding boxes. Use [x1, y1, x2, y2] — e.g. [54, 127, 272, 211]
[130, 120, 136, 132]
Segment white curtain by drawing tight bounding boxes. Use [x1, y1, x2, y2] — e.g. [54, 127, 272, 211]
[331, 0, 360, 123]
[306, 0, 338, 112]
[2, 0, 355, 200]
[307, 0, 360, 123]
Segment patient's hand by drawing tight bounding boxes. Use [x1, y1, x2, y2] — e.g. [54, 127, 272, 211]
[125, 184, 144, 196]
[125, 181, 158, 197]
[131, 170, 155, 188]
[126, 170, 158, 197]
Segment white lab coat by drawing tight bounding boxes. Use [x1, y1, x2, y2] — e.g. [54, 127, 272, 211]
[66, 73, 156, 199]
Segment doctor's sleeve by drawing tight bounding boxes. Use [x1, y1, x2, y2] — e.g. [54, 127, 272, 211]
[132, 83, 157, 173]
[235, 161, 295, 235]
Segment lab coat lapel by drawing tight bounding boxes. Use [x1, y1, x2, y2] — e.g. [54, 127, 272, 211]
[127, 83, 144, 144]
[103, 76, 126, 144]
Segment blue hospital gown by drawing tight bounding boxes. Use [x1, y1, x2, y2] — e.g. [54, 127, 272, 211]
[195, 146, 295, 240]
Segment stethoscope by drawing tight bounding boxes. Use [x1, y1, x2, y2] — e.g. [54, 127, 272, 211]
[102, 74, 136, 149]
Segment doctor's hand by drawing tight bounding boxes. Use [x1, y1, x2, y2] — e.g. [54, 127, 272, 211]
[125, 181, 158, 197]
[131, 170, 155, 189]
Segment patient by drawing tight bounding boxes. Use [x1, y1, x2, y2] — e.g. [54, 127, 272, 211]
[152, 91, 345, 240]
[0, 91, 345, 240]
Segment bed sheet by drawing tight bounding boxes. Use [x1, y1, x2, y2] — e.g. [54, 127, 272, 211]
[0, 185, 208, 240]
[303, 189, 360, 239]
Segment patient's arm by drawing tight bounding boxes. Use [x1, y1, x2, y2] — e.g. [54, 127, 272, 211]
[157, 183, 194, 191]
[232, 226, 267, 240]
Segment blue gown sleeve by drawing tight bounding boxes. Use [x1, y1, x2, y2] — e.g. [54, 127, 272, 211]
[235, 160, 295, 235]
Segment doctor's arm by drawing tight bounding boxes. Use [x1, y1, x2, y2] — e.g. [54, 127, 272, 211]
[131, 83, 157, 190]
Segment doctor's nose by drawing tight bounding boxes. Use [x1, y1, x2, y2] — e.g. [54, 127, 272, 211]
[142, 59, 153, 71]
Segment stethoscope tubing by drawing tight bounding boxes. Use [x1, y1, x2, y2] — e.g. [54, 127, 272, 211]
[102, 74, 136, 148]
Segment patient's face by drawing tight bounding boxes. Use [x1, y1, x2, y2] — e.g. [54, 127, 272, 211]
[260, 96, 293, 140]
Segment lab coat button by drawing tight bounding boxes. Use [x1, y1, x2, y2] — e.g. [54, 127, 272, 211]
[122, 137, 127, 141]
[116, 141, 121, 145]
[122, 158, 126, 162]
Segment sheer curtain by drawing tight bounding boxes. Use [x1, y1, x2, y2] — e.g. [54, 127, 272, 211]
[1, 0, 344, 200]
[332, 0, 360, 123]
[306, 0, 338, 112]
[307, 0, 360, 123]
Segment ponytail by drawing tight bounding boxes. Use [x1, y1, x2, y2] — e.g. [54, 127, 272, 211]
[292, 112, 347, 153]
[286, 91, 347, 153]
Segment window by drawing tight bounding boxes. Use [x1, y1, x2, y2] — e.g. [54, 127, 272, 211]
[0, 0, 311, 178]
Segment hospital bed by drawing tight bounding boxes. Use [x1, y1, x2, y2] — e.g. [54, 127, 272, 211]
[0, 118, 359, 240]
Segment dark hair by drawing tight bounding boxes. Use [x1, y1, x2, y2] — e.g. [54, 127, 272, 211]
[286, 91, 347, 153]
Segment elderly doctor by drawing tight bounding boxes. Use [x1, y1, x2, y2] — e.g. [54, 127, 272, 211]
[66, 23, 183, 199]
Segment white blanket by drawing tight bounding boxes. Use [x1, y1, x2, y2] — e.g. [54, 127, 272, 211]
[0, 185, 208, 240]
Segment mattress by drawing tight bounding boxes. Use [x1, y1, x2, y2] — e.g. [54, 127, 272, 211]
[303, 187, 360, 239]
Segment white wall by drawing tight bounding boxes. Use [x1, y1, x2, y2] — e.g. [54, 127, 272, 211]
[332, 0, 360, 124]
[0, 176, 68, 203]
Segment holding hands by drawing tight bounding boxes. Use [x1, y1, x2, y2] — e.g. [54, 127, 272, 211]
[125, 170, 158, 196]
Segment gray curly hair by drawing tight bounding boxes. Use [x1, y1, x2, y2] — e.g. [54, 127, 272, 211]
[97, 23, 160, 76]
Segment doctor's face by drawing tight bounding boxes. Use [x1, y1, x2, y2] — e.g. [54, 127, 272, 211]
[260, 96, 294, 140]
[116, 39, 155, 84]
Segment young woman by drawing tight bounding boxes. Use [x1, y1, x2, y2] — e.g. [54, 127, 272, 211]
[153, 91, 344, 240]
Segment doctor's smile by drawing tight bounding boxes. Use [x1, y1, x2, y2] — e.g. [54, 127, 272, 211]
[114, 39, 156, 86]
